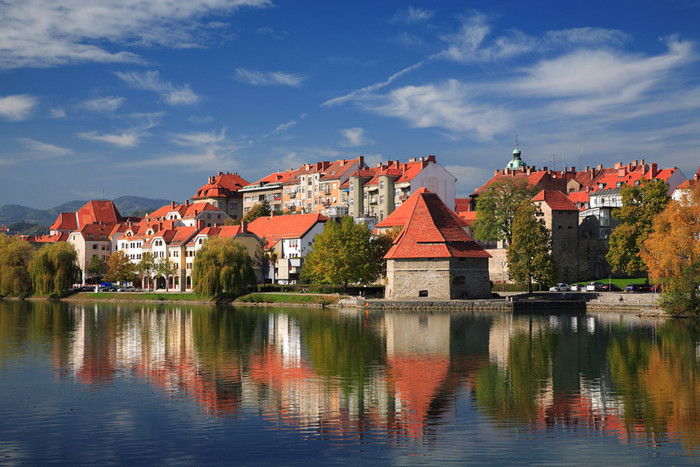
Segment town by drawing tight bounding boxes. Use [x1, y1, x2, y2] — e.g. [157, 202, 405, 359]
[4, 146, 698, 303]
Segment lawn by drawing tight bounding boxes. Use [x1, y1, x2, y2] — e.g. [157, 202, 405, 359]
[235, 292, 344, 306]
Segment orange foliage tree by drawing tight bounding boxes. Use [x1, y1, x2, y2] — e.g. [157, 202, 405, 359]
[641, 183, 700, 315]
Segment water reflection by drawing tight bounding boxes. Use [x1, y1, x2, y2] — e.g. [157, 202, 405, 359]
[2, 301, 700, 460]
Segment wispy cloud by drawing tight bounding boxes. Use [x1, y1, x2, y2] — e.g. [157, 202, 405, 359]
[78, 131, 140, 147]
[340, 127, 373, 147]
[80, 96, 125, 113]
[116, 71, 200, 105]
[0, 0, 272, 69]
[234, 68, 306, 86]
[0, 94, 38, 121]
[49, 107, 66, 119]
[391, 6, 434, 25]
[18, 138, 73, 158]
[171, 129, 227, 146]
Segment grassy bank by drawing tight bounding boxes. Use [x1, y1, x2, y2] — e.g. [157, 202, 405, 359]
[235, 292, 344, 306]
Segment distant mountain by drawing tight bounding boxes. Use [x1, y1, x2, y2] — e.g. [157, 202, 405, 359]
[0, 196, 174, 228]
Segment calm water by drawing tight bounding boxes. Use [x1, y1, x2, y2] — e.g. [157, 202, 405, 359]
[1, 301, 700, 466]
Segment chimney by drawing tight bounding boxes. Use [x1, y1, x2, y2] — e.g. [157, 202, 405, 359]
[427, 155, 436, 162]
[241, 221, 247, 234]
[170, 201, 175, 209]
[614, 162, 622, 169]
[642, 164, 647, 175]
[377, 163, 382, 168]
[596, 164, 603, 170]
[217, 171, 222, 177]
[494, 169, 499, 176]
[197, 219, 205, 230]
[650, 163, 658, 178]
[584, 166, 589, 172]
[694, 173, 699, 181]
[409, 158, 416, 162]
[542, 166, 548, 171]
[186, 200, 191, 206]
[640, 159, 645, 166]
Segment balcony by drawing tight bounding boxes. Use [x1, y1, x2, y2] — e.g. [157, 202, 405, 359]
[288, 192, 296, 199]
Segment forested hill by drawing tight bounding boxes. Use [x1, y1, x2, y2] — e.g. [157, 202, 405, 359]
[0, 196, 173, 229]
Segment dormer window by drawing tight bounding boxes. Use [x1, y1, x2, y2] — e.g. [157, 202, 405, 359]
[598, 183, 605, 189]
[616, 181, 622, 188]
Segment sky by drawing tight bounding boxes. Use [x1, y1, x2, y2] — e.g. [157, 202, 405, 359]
[1, 0, 700, 209]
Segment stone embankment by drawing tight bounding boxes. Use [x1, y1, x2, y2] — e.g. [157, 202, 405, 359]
[340, 291, 664, 316]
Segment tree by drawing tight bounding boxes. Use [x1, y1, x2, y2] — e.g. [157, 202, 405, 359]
[506, 201, 556, 293]
[242, 200, 271, 223]
[106, 250, 135, 284]
[31, 242, 81, 297]
[641, 183, 700, 315]
[473, 179, 539, 246]
[155, 256, 178, 291]
[192, 237, 256, 297]
[0, 235, 33, 297]
[136, 252, 156, 291]
[253, 237, 275, 283]
[301, 216, 384, 289]
[607, 179, 670, 277]
[86, 256, 109, 283]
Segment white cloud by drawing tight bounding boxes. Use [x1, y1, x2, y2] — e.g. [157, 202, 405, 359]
[234, 68, 306, 86]
[365, 79, 512, 140]
[0, 94, 38, 121]
[80, 96, 125, 113]
[340, 127, 373, 147]
[391, 6, 434, 25]
[116, 71, 199, 105]
[0, 0, 272, 69]
[49, 107, 66, 118]
[79, 131, 139, 147]
[17, 138, 73, 157]
[171, 129, 227, 146]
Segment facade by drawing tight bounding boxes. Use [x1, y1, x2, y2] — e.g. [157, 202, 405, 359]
[247, 213, 328, 284]
[240, 170, 295, 215]
[67, 223, 114, 283]
[191, 171, 249, 220]
[384, 190, 491, 300]
[349, 156, 456, 222]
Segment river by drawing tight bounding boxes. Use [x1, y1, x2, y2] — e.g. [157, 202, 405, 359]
[0, 300, 698, 465]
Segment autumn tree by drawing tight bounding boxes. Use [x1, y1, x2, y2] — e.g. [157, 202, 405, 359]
[506, 201, 556, 293]
[31, 242, 81, 297]
[106, 250, 135, 284]
[607, 179, 670, 277]
[192, 237, 256, 297]
[136, 252, 156, 291]
[300, 216, 384, 289]
[86, 256, 109, 283]
[473, 178, 539, 246]
[0, 235, 33, 297]
[641, 183, 700, 315]
[242, 200, 271, 223]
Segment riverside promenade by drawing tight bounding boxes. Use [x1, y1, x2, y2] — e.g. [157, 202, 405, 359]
[339, 292, 663, 315]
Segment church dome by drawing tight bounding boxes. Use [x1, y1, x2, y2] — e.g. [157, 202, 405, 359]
[506, 145, 526, 170]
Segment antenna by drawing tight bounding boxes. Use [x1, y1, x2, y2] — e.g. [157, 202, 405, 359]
[515, 134, 519, 149]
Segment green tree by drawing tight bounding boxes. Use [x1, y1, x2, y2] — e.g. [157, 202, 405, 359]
[105, 250, 135, 284]
[242, 200, 271, 223]
[641, 183, 700, 315]
[607, 179, 670, 277]
[506, 201, 556, 293]
[253, 237, 275, 283]
[0, 235, 33, 297]
[136, 252, 156, 291]
[31, 242, 81, 297]
[192, 237, 256, 298]
[155, 256, 178, 291]
[301, 216, 383, 289]
[86, 256, 109, 283]
[473, 179, 538, 245]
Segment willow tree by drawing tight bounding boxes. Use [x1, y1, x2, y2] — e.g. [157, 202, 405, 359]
[0, 235, 34, 296]
[31, 242, 80, 297]
[642, 184, 700, 315]
[192, 237, 256, 298]
[507, 201, 555, 293]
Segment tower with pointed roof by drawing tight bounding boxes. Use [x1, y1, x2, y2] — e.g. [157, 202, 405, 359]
[506, 138, 527, 171]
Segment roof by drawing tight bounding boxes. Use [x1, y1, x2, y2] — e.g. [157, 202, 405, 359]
[473, 170, 567, 195]
[49, 212, 78, 231]
[246, 170, 296, 187]
[76, 200, 123, 226]
[384, 191, 491, 260]
[318, 157, 364, 181]
[532, 190, 578, 211]
[146, 201, 226, 221]
[454, 198, 471, 213]
[247, 213, 328, 247]
[376, 188, 468, 229]
[192, 172, 249, 199]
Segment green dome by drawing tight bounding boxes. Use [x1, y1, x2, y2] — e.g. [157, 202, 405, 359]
[506, 145, 526, 170]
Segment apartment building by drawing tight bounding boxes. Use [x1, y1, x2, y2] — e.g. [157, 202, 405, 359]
[191, 171, 249, 220]
[240, 170, 295, 215]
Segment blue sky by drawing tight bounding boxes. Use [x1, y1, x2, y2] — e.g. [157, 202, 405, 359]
[1, 0, 699, 209]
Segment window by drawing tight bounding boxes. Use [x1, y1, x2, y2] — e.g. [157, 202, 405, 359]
[379, 195, 384, 204]
[379, 180, 384, 190]
[93, 244, 98, 249]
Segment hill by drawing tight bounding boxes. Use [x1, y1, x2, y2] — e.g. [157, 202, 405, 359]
[0, 196, 174, 229]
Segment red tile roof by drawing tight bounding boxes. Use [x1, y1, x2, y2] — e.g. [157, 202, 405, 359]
[376, 188, 468, 229]
[384, 191, 491, 260]
[192, 172, 249, 199]
[532, 190, 578, 211]
[76, 200, 123, 226]
[319, 157, 364, 181]
[250, 170, 296, 186]
[474, 170, 567, 195]
[454, 198, 471, 213]
[49, 212, 78, 231]
[248, 213, 328, 247]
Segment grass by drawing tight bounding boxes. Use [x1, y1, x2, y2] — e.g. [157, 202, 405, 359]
[569, 277, 649, 289]
[235, 292, 343, 306]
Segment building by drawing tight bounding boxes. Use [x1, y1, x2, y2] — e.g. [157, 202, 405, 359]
[240, 170, 295, 215]
[672, 166, 700, 203]
[247, 213, 328, 284]
[384, 190, 491, 300]
[348, 155, 456, 222]
[191, 171, 249, 221]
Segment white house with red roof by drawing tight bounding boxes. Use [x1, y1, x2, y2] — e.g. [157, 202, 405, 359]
[672, 166, 700, 203]
[67, 222, 115, 284]
[384, 190, 491, 300]
[247, 212, 328, 284]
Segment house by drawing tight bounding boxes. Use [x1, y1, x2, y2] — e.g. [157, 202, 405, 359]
[191, 171, 249, 221]
[384, 190, 491, 300]
[240, 170, 296, 215]
[672, 166, 700, 203]
[49, 200, 124, 236]
[375, 187, 469, 235]
[67, 223, 114, 283]
[247, 213, 328, 284]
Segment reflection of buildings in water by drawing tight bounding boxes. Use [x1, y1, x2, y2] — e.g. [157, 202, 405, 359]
[488, 315, 549, 368]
